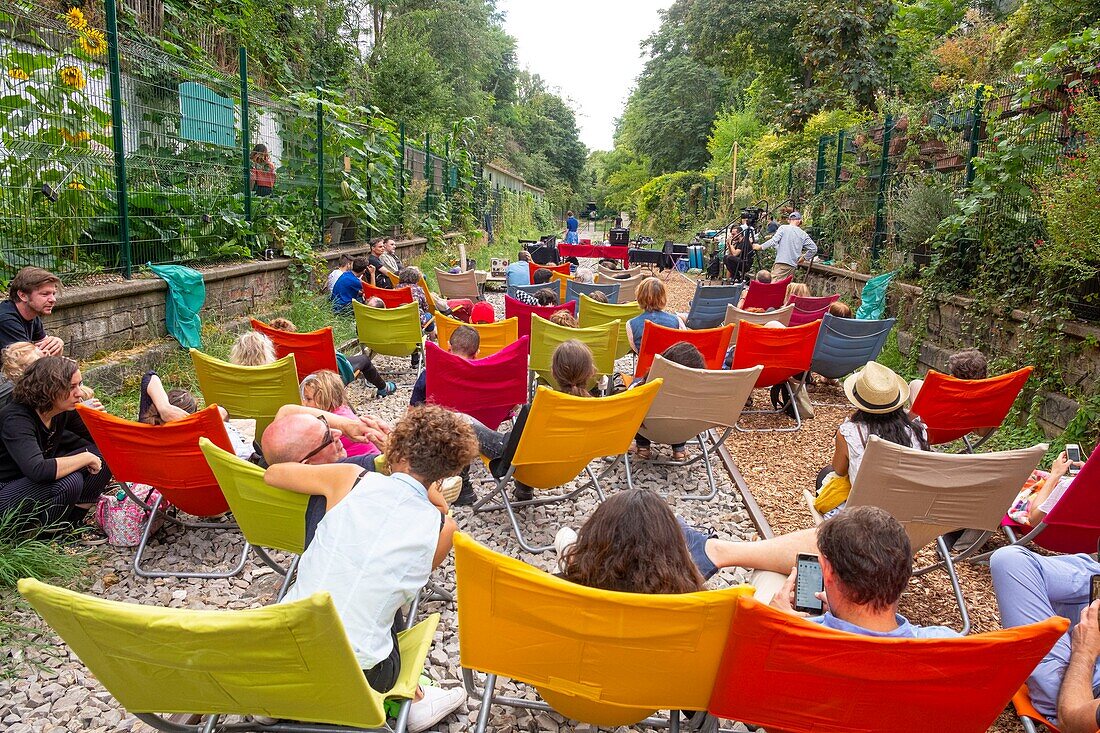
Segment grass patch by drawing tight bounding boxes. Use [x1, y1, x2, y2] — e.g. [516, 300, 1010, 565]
[415, 236, 522, 293]
[0, 512, 88, 589]
[876, 330, 918, 382]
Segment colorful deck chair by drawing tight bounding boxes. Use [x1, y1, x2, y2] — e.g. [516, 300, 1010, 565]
[18, 578, 440, 733]
[730, 320, 821, 431]
[565, 279, 620, 305]
[190, 349, 300, 439]
[435, 268, 482, 300]
[529, 315, 618, 394]
[424, 338, 529, 429]
[723, 303, 795, 345]
[909, 366, 1034, 451]
[856, 270, 895, 319]
[472, 382, 662, 553]
[506, 283, 547, 302]
[627, 357, 761, 500]
[684, 282, 745, 330]
[199, 438, 308, 600]
[707, 595, 1067, 733]
[503, 295, 575, 341]
[1013, 686, 1060, 733]
[576, 294, 641, 359]
[787, 293, 841, 326]
[634, 321, 733, 379]
[806, 313, 896, 380]
[250, 319, 338, 382]
[549, 270, 574, 302]
[75, 405, 241, 580]
[352, 300, 424, 369]
[528, 261, 571, 280]
[740, 276, 792, 311]
[596, 264, 643, 279]
[455, 532, 753, 730]
[595, 271, 645, 302]
[435, 312, 519, 358]
[361, 281, 414, 309]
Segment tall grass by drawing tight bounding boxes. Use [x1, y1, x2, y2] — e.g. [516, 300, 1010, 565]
[0, 511, 87, 589]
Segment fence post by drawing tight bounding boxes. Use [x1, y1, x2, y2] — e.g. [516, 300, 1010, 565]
[239, 46, 251, 250]
[315, 89, 324, 248]
[786, 163, 793, 201]
[814, 135, 829, 194]
[871, 114, 893, 268]
[398, 121, 406, 203]
[424, 132, 432, 213]
[104, 0, 131, 278]
[443, 138, 450, 199]
[834, 130, 845, 189]
[965, 86, 985, 188]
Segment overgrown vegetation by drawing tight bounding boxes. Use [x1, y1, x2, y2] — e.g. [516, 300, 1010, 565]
[0, 511, 87, 589]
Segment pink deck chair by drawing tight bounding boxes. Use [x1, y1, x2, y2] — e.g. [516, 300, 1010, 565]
[503, 295, 576, 341]
[997, 447, 1100, 555]
[424, 338, 530, 428]
[741, 276, 793, 311]
[788, 294, 841, 326]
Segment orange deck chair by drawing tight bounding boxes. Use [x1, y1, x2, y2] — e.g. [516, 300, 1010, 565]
[730, 320, 821, 431]
[76, 404, 243, 580]
[909, 366, 1034, 451]
[250, 319, 338, 382]
[1013, 686, 1060, 733]
[435, 312, 519, 358]
[528, 261, 571, 280]
[633, 320, 733, 379]
[361, 281, 415, 309]
[740, 276, 793, 310]
[707, 596, 1068, 733]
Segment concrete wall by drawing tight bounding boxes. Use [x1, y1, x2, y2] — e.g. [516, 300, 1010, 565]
[804, 263, 1099, 435]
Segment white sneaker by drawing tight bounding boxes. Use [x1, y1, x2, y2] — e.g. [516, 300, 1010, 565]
[554, 527, 578, 571]
[438, 476, 462, 505]
[406, 685, 466, 733]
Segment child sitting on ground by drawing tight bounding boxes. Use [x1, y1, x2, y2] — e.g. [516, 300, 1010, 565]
[267, 405, 478, 733]
[301, 369, 380, 459]
[410, 325, 480, 407]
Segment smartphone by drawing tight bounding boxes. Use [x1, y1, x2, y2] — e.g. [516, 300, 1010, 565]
[1066, 444, 1083, 476]
[794, 553, 825, 614]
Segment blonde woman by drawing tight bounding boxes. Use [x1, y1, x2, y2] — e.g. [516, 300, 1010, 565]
[300, 369, 379, 458]
[2, 341, 100, 407]
[229, 331, 276, 366]
[625, 277, 684, 353]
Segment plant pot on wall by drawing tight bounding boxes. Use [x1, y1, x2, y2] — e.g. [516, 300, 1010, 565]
[934, 153, 966, 173]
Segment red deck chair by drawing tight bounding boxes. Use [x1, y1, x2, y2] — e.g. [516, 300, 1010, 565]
[425, 338, 530, 429]
[527, 261, 572, 280]
[707, 595, 1067, 733]
[910, 366, 1033, 451]
[740, 276, 792, 311]
[634, 321, 733, 379]
[250, 319, 337, 382]
[503, 295, 575, 341]
[361, 281, 414, 308]
[787, 293, 841, 326]
[730, 320, 821, 431]
[75, 404, 245, 580]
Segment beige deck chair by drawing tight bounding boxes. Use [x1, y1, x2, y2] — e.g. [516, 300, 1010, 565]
[435, 268, 482, 300]
[799, 436, 1045, 634]
[625, 356, 761, 500]
[597, 264, 643, 279]
[596, 272, 645, 302]
[723, 303, 795, 344]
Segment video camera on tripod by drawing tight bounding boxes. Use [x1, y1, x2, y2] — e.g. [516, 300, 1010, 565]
[740, 206, 763, 228]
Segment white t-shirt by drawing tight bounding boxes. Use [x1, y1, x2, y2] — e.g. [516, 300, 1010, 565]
[326, 268, 343, 293]
[838, 418, 927, 483]
[1038, 475, 1075, 516]
[281, 472, 440, 669]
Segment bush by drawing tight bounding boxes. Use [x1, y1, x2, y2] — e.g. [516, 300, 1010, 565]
[893, 176, 956, 251]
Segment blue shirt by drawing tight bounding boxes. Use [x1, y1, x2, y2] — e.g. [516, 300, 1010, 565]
[331, 271, 364, 312]
[506, 261, 531, 287]
[808, 612, 958, 639]
[628, 310, 681, 351]
[566, 216, 579, 233]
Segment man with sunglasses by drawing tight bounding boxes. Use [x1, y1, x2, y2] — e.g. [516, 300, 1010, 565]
[259, 404, 391, 470]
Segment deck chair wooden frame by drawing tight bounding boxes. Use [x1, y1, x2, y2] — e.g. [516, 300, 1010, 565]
[577, 294, 641, 359]
[909, 367, 1034, 452]
[435, 312, 519, 358]
[801, 436, 1046, 634]
[528, 315, 618, 397]
[18, 578, 440, 733]
[472, 382, 662, 553]
[625, 357, 760, 500]
[250, 319, 339, 382]
[75, 405, 244, 581]
[455, 533, 753, 732]
[684, 282, 745, 330]
[707, 595, 1067, 733]
[595, 271, 645, 302]
[565, 279, 621, 305]
[190, 349, 300, 440]
[435, 268, 483, 300]
[730, 320, 821, 433]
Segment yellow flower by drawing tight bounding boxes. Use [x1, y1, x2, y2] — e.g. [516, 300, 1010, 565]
[62, 7, 87, 31]
[7, 67, 29, 81]
[68, 181, 86, 190]
[77, 28, 107, 56]
[59, 65, 85, 90]
[60, 129, 91, 144]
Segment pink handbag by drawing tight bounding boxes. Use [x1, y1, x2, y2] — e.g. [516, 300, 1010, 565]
[95, 484, 168, 547]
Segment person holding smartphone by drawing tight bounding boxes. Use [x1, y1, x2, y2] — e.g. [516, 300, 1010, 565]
[1006, 447, 1089, 528]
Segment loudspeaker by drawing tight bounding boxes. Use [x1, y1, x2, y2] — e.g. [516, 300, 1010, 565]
[608, 228, 629, 246]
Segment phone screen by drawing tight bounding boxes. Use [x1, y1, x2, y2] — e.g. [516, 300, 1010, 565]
[1091, 575, 1100, 607]
[795, 554, 824, 614]
[1067, 444, 1083, 476]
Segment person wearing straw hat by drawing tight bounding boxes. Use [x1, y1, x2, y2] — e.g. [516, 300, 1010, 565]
[811, 362, 930, 517]
[753, 210, 817, 280]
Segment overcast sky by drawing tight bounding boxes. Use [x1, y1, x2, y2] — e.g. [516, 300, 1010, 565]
[498, 0, 672, 153]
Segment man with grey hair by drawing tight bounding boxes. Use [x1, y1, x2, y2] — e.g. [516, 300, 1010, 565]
[753, 211, 817, 280]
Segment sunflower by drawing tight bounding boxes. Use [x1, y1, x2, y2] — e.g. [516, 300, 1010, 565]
[61, 7, 87, 30]
[77, 28, 107, 56]
[59, 65, 85, 90]
[7, 67, 29, 81]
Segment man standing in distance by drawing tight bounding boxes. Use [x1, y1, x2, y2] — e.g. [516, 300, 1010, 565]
[0, 267, 65, 354]
[754, 211, 817, 281]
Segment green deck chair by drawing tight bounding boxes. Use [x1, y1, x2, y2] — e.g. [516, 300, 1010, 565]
[576, 294, 641, 359]
[200, 438, 307, 601]
[529, 315, 619, 396]
[18, 577, 440, 732]
[189, 349, 300, 440]
[353, 300, 424, 367]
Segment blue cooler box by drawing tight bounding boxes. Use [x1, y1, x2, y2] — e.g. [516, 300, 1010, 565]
[688, 245, 705, 270]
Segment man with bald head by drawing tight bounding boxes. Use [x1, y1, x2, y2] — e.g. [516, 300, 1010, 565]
[259, 404, 391, 470]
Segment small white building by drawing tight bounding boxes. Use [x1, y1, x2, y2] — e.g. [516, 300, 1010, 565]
[481, 161, 544, 201]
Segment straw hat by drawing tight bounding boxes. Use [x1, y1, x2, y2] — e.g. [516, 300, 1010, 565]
[843, 362, 909, 414]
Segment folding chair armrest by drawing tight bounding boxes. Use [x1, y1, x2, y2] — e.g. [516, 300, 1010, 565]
[802, 489, 825, 525]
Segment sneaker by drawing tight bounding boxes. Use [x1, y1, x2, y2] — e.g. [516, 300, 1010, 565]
[512, 482, 533, 502]
[377, 381, 398, 398]
[554, 527, 578, 570]
[406, 685, 466, 733]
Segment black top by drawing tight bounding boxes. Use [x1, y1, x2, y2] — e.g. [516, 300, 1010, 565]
[0, 402, 94, 483]
[0, 300, 45, 350]
[137, 370, 157, 422]
[368, 255, 393, 288]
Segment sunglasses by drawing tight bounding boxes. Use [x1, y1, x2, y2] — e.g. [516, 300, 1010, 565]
[299, 415, 335, 464]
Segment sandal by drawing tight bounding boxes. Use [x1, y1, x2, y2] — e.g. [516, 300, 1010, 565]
[672, 449, 688, 462]
[377, 381, 398, 398]
[632, 445, 652, 460]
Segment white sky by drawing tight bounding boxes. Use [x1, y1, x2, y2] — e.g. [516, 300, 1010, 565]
[498, 0, 672, 152]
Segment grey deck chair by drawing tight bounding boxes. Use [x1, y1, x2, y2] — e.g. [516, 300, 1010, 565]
[684, 282, 745, 329]
[798, 313, 897, 404]
[436, 268, 482, 300]
[596, 271, 645, 302]
[801, 436, 1046, 634]
[565, 279, 621, 304]
[507, 283, 547, 301]
[625, 356, 760, 500]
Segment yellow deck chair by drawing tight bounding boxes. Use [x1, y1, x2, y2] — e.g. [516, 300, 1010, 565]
[189, 349, 299, 440]
[199, 438, 308, 601]
[353, 299, 424, 366]
[473, 382, 662, 553]
[528, 315, 618, 395]
[595, 271, 645, 302]
[454, 533, 754, 730]
[549, 270, 574, 302]
[18, 578, 440, 732]
[576, 293, 641, 359]
[627, 356, 761, 501]
[435, 312, 519, 358]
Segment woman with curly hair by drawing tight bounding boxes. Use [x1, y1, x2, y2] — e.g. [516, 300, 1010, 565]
[0, 356, 112, 527]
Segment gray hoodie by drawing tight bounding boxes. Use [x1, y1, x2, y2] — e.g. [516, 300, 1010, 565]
[759, 224, 817, 266]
